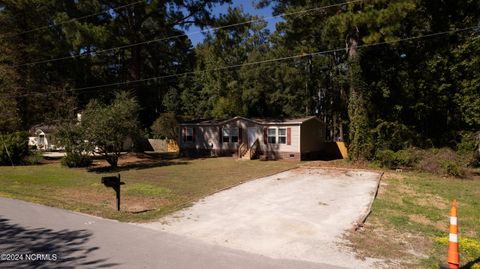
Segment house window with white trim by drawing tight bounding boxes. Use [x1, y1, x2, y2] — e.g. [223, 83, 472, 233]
[222, 128, 230, 143]
[267, 128, 276, 144]
[223, 128, 239, 143]
[278, 128, 287, 144]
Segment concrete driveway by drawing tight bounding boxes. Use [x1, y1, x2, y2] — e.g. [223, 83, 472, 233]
[142, 168, 383, 268]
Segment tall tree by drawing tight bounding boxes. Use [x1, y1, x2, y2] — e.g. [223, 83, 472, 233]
[0, 0, 231, 129]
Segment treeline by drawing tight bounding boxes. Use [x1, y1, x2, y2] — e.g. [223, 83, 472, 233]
[0, 0, 479, 161]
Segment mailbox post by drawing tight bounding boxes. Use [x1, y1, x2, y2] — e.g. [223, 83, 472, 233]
[101, 174, 125, 211]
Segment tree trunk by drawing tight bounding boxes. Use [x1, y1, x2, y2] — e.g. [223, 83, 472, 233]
[106, 155, 118, 168]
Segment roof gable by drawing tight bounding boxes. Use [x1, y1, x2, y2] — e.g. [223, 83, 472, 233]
[179, 116, 322, 126]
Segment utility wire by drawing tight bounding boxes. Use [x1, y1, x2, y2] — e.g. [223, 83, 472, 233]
[8, 25, 477, 99]
[3, 1, 145, 38]
[12, 0, 364, 68]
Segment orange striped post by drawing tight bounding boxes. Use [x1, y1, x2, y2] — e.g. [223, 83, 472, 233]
[447, 199, 459, 269]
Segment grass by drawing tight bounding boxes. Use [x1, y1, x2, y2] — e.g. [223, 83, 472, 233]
[347, 171, 480, 268]
[0, 157, 297, 222]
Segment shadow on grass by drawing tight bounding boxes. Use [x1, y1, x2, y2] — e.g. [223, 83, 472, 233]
[461, 257, 480, 269]
[87, 159, 190, 173]
[0, 218, 119, 268]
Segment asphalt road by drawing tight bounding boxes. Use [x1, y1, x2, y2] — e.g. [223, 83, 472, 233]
[0, 197, 344, 269]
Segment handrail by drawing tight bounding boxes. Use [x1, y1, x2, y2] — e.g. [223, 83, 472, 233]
[238, 142, 248, 158]
[250, 139, 259, 159]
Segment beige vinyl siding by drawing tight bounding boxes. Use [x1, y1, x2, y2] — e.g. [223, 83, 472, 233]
[261, 125, 300, 153]
[300, 118, 326, 154]
[179, 117, 325, 161]
[179, 125, 218, 150]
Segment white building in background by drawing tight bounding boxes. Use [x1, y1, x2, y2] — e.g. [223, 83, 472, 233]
[28, 125, 60, 151]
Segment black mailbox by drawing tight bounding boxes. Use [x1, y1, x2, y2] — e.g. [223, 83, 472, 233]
[101, 174, 125, 211]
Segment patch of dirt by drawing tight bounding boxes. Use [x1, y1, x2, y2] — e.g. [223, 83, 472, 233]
[345, 219, 432, 268]
[303, 160, 382, 171]
[58, 187, 109, 205]
[121, 196, 170, 212]
[57, 186, 169, 213]
[91, 153, 159, 167]
[409, 214, 447, 231]
[415, 194, 448, 210]
[88, 152, 188, 172]
[296, 166, 347, 177]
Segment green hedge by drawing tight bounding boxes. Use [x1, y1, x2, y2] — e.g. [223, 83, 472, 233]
[0, 132, 29, 165]
[61, 153, 92, 168]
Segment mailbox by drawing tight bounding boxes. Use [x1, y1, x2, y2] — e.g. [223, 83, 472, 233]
[101, 174, 125, 211]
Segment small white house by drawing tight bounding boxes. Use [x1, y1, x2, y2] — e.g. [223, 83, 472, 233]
[29, 125, 59, 151]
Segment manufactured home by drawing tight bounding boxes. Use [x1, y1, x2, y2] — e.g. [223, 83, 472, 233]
[178, 116, 326, 161]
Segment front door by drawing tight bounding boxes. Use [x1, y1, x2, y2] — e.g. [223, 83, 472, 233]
[247, 127, 258, 147]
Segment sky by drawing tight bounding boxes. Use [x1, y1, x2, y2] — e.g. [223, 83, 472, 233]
[186, 0, 281, 46]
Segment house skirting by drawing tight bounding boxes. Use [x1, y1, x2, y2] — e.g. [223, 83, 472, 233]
[263, 151, 301, 161]
[181, 148, 302, 161]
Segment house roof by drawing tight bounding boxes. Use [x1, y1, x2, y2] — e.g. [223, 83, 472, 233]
[29, 124, 57, 134]
[179, 116, 321, 126]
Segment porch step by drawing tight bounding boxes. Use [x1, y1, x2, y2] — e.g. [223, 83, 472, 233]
[241, 149, 251, 160]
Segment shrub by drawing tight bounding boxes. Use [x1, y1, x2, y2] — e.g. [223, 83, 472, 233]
[24, 151, 43, 165]
[457, 132, 477, 155]
[0, 131, 29, 165]
[57, 123, 93, 168]
[441, 161, 466, 178]
[417, 148, 468, 177]
[61, 153, 92, 168]
[375, 148, 418, 169]
[81, 92, 140, 167]
[375, 149, 396, 168]
[394, 149, 419, 167]
[150, 113, 178, 139]
[372, 120, 418, 152]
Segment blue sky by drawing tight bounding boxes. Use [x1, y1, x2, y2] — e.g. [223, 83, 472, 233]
[186, 0, 280, 46]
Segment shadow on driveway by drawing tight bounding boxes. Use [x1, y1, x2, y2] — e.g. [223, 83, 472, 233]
[0, 218, 118, 268]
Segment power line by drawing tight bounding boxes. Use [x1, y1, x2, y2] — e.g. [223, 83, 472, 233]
[3, 1, 145, 38]
[8, 25, 477, 98]
[12, 0, 364, 68]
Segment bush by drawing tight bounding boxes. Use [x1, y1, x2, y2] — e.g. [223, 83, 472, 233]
[372, 120, 418, 152]
[375, 149, 396, 168]
[457, 132, 477, 155]
[61, 153, 92, 168]
[150, 113, 177, 139]
[375, 148, 418, 169]
[394, 149, 419, 167]
[24, 151, 43, 165]
[441, 161, 466, 178]
[377, 147, 469, 177]
[81, 92, 140, 167]
[0, 132, 29, 165]
[418, 148, 467, 177]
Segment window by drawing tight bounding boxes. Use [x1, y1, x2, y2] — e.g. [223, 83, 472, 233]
[223, 128, 239, 143]
[278, 128, 286, 144]
[186, 128, 193, 142]
[231, 128, 239, 143]
[267, 128, 276, 144]
[222, 128, 230, 143]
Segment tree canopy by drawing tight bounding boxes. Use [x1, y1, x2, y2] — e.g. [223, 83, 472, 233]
[0, 0, 478, 161]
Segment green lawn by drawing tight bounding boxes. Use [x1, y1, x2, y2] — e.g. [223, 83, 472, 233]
[347, 171, 480, 268]
[0, 157, 297, 222]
